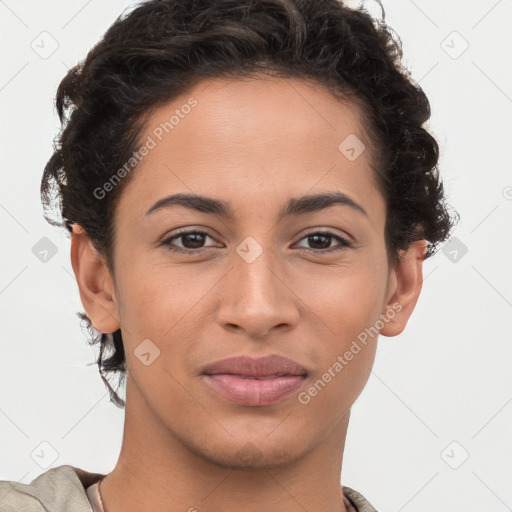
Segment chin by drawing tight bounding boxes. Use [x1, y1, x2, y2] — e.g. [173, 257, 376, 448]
[183, 433, 310, 471]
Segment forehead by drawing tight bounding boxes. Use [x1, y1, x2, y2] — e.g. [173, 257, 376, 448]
[147, 75, 369, 162]
[118, 74, 384, 226]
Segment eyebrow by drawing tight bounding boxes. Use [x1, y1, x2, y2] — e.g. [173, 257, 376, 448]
[145, 191, 368, 220]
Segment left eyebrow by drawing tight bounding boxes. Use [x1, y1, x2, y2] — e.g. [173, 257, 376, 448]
[145, 191, 368, 219]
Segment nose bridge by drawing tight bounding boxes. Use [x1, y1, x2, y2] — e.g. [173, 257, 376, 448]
[236, 235, 280, 299]
[216, 235, 299, 336]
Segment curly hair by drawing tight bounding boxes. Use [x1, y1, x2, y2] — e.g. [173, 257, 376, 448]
[41, 0, 458, 408]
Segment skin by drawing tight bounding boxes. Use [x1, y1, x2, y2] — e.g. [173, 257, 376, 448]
[71, 75, 425, 512]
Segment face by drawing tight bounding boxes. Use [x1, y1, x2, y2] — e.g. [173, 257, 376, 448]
[75, 75, 420, 469]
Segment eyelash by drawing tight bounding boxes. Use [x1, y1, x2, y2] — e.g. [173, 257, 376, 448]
[161, 229, 354, 255]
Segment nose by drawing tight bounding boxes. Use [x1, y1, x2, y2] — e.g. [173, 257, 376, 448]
[215, 243, 300, 339]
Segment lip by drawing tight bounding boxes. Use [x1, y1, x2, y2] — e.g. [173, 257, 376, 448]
[202, 354, 308, 406]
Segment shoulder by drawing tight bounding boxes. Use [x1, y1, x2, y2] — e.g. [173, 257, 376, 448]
[0, 465, 105, 512]
[343, 485, 382, 512]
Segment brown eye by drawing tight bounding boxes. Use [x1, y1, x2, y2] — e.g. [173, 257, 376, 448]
[161, 229, 353, 255]
[162, 230, 217, 253]
[178, 232, 207, 249]
[295, 232, 352, 252]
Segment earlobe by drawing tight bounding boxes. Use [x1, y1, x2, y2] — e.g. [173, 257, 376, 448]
[379, 240, 427, 337]
[70, 224, 120, 334]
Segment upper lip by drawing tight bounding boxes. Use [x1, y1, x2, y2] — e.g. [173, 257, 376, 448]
[202, 354, 308, 377]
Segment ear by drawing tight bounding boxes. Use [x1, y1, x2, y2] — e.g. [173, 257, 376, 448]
[379, 240, 427, 337]
[70, 224, 120, 334]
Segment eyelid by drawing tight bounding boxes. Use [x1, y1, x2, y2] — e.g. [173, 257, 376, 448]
[292, 230, 353, 251]
[160, 227, 354, 254]
[161, 228, 220, 251]
[297, 228, 354, 244]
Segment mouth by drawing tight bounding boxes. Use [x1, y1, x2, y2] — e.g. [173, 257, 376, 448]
[201, 354, 308, 406]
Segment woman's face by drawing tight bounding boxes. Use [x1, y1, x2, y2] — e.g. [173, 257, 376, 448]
[81, 75, 418, 468]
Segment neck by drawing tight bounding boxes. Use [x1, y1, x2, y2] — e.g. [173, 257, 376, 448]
[100, 374, 351, 512]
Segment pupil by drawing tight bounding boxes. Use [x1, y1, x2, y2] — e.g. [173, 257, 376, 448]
[309, 234, 330, 249]
[183, 233, 205, 249]
[179, 233, 333, 250]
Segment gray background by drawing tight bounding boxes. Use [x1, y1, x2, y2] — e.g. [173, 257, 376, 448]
[1, 1, 511, 510]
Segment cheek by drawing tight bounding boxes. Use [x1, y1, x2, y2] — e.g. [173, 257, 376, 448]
[113, 258, 217, 389]
[296, 258, 387, 398]
[114, 255, 207, 336]
[296, 288, 380, 417]
[116, 247, 388, 348]
[114, 240, 388, 374]
[296, 255, 387, 336]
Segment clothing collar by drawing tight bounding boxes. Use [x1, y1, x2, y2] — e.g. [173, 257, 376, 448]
[0, 465, 378, 512]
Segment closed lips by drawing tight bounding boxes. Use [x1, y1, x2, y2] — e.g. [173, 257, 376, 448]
[201, 354, 308, 378]
[201, 354, 309, 406]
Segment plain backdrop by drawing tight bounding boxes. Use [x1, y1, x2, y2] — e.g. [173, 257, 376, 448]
[1, 1, 511, 511]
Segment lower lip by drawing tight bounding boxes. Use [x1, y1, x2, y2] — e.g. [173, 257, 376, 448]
[203, 374, 306, 406]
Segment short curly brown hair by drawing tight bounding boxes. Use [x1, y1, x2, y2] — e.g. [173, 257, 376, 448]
[41, 0, 458, 408]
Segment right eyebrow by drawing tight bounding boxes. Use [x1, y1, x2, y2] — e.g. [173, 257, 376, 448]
[145, 191, 368, 220]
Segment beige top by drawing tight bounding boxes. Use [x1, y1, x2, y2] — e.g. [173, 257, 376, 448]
[85, 480, 362, 512]
[85, 481, 104, 512]
[0, 465, 380, 512]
